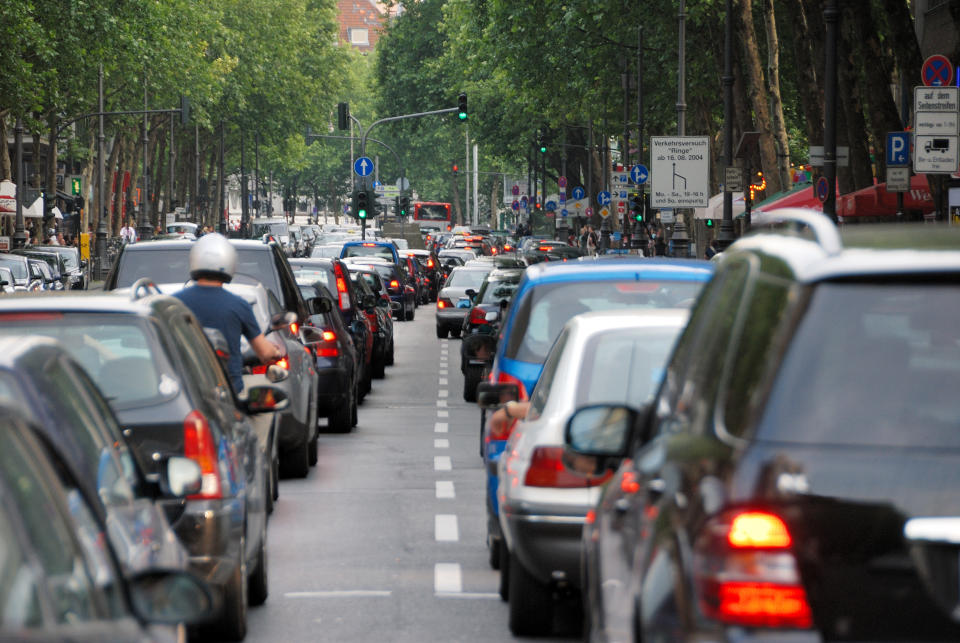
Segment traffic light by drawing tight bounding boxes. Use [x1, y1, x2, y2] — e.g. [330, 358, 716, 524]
[70, 177, 81, 196]
[457, 92, 467, 121]
[356, 190, 369, 219]
[537, 130, 546, 154]
[399, 195, 410, 217]
[630, 192, 643, 222]
[452, 163, 459, 177]
[706, 218, 715, 227]
[337, 102, 349, 130]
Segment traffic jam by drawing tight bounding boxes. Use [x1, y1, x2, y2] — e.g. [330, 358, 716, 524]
[0, 215, 956, 642]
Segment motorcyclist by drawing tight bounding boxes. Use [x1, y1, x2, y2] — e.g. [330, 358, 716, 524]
[174, 233, 282, 393]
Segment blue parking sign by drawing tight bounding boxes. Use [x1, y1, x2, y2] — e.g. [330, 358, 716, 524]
[886, 132, 910, 167]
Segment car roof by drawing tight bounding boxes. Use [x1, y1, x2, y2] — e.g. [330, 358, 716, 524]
[0, 289, 172, 316]
[728, 220, 960, 283]
[564, 308, 691, 336]
[520, 255, 713, 287]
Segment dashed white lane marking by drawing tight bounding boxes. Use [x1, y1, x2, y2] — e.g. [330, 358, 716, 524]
[437, 410, 449, 418]
[434, 422, 448, 433]
[286, 590, 392, 599]
[435, 439, 449, 449]
[439, 369, 448, 376]
[436, 399, 448, 407]
[435, 515, 459, 542]
[434, 563, 462, 593]
[436, 481, 455, 499]
[434, 455, 452, 471]
[439, 359, 448, 365]
[439, 377, 448, 385]
[438, 389, 449, 398]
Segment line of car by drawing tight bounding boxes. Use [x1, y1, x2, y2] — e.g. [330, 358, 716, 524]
[463, 212, 960, 641]
[0, 228, 405, 641]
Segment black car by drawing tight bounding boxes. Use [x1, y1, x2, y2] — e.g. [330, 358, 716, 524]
[14, 248, 69, 289]
[298, 281, 360, 433]
[0, 404, 213, 641]
[342, 256, 417, 322]
[347, 265, 395, 378]
[0, 291, 284, 640]
[289, 257, 374, 400]
[406, 248, 441, 301]
[565, 213, 960, 642]
[31, 243, 88, 289]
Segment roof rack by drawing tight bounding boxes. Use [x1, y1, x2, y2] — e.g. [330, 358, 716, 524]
[130, 278, 162, 300]
[751, 208, 843, 256]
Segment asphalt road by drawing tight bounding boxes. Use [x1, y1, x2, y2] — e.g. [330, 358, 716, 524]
[245, 304, 577, 642]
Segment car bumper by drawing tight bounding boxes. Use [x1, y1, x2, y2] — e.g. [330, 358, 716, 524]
[161, 496, 245, 589]
[316, 366, 351, 411]
[436, 309, 468, 328]
[501, 504, 586, 587]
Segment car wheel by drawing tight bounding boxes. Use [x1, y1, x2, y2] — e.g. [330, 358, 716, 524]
[329, 388, 353, 433]
[450, 327, 461, 339]
[212, 534, 247, 641]
[489, 533, 501, 570]
[498, 541, 510, 601]
[373, 351, 386, 378]
[436, 326, 448, 339]
[508, 550, 553, 636]
[280, 439, 309, 479]
[248, 522, 268, 606]
[265, 469, 274, 515]
[463, 365, 482, 402]
[307, 430, 318, 467]
[406, 302, 415, 321]
[385, 339, 394, 366]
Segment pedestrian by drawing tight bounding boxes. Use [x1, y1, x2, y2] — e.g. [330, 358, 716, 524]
[119, 218, 137, 244]
[173, 233, 283, 393]
[705, 238, 719, 259]
[654, 231, 666, 256]
[586, 226, 598, 255]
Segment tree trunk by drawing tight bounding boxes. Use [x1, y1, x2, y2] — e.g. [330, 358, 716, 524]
[205, 145, 217, 228]
[46, 113, 59, 229]
[81, 130, 95, 234]
[838, 17, 875, 191]
[763, 0, 790, 189]
[105, 133, 121, 235]
[737, 0, 783, 193]
[0, 112, 10, 180]
[880, 0, 924, 80]
[152, 134, 167, 223]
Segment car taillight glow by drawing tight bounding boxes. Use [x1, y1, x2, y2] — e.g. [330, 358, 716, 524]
[524, 447, 611, 488]
[322, 330, 336, 342]
[469, 307, 488, 324]
[695, 510, 812, 629]
[390, 279, 400, 289]
[427, 259, 435, 268]
[437, 299, 448, 309]
[251, 355, 289, 375]
[362, 243, 376, 247]
[289, 322, 299, 336]
[183, 410, 222, 499]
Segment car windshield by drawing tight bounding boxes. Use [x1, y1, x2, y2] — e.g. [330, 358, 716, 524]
[576, 326, 683, 407]
[754, 283, 960, 449]
[0, 315, 172, 408]
[505, 279, 705, 364]
[342, 244, 395, 261]
[37, 248, 79, 270]
[250, 221, 288, 237]
[446, 269, 489, 288]
[310, 245, 343, 258]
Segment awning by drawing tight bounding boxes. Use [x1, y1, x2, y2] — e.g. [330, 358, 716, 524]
[754, 182, 832, 213]
[836, 174, 932, 217]
[693, 192, 745, 219]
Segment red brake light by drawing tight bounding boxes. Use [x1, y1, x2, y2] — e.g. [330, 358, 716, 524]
[427, 258, 435, 268]
[322, 330, 336, 342]
[728, 512, 792, 549]
[362, 243, 376, 247]
[524, 447, 611, 488]
[695, 510, 812, 629]
[503, 244, 513, 251]
[469, 307, 488, 324]
[620, 470, 641, 494]
[0, 312, 64, 321]
[276, 356, 289, 370]
[390, 279, 400, 289]
[437, 300, 447, 309]
[538, 245, 551, 251]
[289, 322, 299, 336]
[183, 411, 222, 499]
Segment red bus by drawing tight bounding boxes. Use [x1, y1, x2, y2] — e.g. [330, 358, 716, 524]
[413, 201, 451, 226]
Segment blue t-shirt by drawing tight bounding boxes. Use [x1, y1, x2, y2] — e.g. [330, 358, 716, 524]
[174, 285, 262, 392]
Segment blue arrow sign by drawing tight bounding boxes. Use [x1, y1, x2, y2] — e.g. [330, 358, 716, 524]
[571, 186, 585, 200]
[354, 156, 374, 177]
[886, 132, 909, 167]
[630, 164, 649, 184]
[560, 208, 569, 218]
[597, 191, 612, 206]
[520, 195, 528, 208]
[545, 200, 557, 212]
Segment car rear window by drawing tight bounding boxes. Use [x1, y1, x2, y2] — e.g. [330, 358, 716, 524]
[114, 247, 279, 296]
[293, 267, 335, 294]
[446, 268, 489, 288]
[0, 315, 173, 408]
[754, 283, 960, 448]
[505, 279, 704, 364]
[479, 277, 521, 304]
[342, 244, 396, 262]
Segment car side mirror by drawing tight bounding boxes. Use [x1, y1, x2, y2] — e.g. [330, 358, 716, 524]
[158, 456, 202, 497]
[299, 326, 324, 346]
[564, 404, 638, 458]
[127, 569, 214, 626]
[476, 382, 519, 409]
[203, 328, 230, 366]
[465, 289, 477, 299]
[350, 320, 365, 335]
[377, 298, 390, 309]
[270, 310, 298, 331]
[308, 297, 332, 315]
[265, 364, 288, 383]
[242, 384, 290, 414]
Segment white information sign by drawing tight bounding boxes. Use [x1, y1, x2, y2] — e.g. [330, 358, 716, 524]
[658, 208, 675, 224]
[914, 135, 959, 173]
[914, 86, 959, 114]
[650, 136, 710, 208]
[808, 146, 850, 167]
[915, 111, 959, 136]
[886, 167, 910, 192]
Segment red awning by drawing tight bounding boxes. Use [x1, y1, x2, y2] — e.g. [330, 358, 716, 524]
[836, 174, 932, 217]
[755, 184, 836, 213]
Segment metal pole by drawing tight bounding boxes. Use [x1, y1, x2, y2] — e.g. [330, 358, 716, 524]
[195, 123, 200, 225]
[241, 130, 248, 236]
[254, 133, 260, 218]
[718, 0, 736, 250]
[587, 118, 594, 226]
[140, 76, 152, 240]
[12, 118, 25, 248]
[465, 126, 470, 226]
[473, 143, 479, 227]
[219, 120, 226, 233]
[169, 113, 174, 217]
[96, 64, 107, 275]
[677, 0, 687, 136]
[823, 0, 839, 223]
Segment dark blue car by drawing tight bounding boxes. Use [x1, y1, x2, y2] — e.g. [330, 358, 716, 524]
[481, 256, 715, 572]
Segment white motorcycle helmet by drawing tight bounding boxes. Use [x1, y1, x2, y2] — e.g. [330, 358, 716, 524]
[189, 233, 236, 282]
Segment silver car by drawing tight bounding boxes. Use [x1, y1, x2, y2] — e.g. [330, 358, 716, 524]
[496, 307, 690, 636]
[435, 265, 491, 338]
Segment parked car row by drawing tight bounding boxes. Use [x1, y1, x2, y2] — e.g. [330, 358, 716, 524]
[467, 212, 960, 641]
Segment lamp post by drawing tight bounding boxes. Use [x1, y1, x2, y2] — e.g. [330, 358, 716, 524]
[96, 65, 108, 278]
[12, 118, 26, 248]
[717, 0, 737, 250]
[138, 77, 153, 241]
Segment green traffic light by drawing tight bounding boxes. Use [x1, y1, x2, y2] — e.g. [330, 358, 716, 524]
[458, 111, 467, 121]
[539, 145, 546, 153]
[706, 219, 714, 227]
[358, 209, 367, 219]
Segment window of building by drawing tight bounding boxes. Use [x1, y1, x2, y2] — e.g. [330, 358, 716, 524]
[348, 28, 369, 45]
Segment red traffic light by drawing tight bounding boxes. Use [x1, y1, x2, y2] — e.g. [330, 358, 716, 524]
[452, 164, 459, 173]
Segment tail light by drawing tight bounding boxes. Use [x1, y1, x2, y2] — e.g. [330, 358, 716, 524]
[389, 279, 400, 289]
[334, 263, 352, 310]
[438, 298, 453, 309]
[183, 411, 222, 499]
[427, 258, 435, 268]
[251, 355, 289, 374]
[491, 247, 498, 255]
[694, 509, 812, 629]
[503, 244, 513, 251]
[289, 321, 299, 336]
[469, 307, 489, 325]
[522, 446, 611, 488]
[486, 372, 528, 442]
[315, 329, 339, 357]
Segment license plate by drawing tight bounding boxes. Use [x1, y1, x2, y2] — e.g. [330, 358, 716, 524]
[457, 299, 471, 308]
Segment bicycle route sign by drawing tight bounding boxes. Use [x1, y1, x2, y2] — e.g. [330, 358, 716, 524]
[650, 136, 710, 208]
